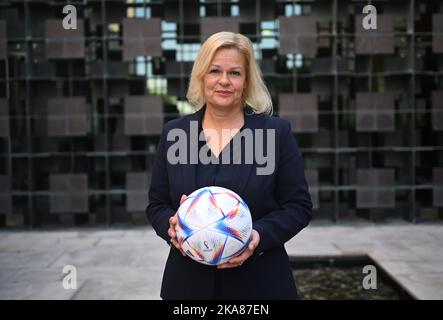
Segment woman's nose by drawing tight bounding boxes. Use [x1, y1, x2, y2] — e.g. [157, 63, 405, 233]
[219, 72, 229, 85]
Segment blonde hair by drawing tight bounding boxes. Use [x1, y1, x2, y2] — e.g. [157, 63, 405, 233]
[186, 32, 273, 114]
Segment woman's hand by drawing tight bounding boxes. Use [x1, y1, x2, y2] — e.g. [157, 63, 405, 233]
[168, 194, 187, 256]
[217, 229, 260, 269]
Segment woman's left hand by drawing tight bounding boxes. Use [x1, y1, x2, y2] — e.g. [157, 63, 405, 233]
[217, 229, 260, 269]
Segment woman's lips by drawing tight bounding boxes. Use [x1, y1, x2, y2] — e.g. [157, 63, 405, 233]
[216, 90, 233, 96]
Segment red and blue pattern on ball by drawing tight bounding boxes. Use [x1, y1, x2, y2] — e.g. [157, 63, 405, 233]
[176, 187, 252, 265]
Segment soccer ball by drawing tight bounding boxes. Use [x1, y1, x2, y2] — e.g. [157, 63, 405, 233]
[175, 186, 252, 266]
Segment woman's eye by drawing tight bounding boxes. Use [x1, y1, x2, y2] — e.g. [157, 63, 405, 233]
[209, 69, 220, 74]
[230, 71, 240, 76]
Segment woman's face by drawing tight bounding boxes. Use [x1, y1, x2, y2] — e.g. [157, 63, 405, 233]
[203, 47, 247, 110]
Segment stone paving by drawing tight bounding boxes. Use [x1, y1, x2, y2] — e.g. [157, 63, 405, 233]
[0, 220, 442, 300]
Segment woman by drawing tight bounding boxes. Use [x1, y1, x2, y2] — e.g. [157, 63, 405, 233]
[146, 32, 312, 300]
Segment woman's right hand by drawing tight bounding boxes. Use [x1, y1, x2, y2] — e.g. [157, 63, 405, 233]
[168, 194, 187, 256]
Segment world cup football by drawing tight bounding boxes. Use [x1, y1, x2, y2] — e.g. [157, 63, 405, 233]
[175, 186, 252, 265]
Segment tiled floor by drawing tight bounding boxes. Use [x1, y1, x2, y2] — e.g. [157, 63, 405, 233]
[1, 221, 442, 300]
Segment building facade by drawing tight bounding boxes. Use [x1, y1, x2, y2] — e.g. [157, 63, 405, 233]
[0, 0, 442, 227]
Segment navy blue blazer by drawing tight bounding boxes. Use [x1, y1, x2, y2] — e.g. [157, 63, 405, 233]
[146, 106, 313, 300]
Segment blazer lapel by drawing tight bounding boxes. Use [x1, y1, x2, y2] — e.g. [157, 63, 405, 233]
[180, 107, 204, 196]
[229, 107, 265, 198]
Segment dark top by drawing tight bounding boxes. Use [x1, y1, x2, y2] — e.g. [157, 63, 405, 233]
[195, 108, 244, 190]
[195, 108, 247, 299]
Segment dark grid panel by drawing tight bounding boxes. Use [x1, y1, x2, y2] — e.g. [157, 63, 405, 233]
[355, 15, 395, 55]
[126, 172, 151, 212]
[0, 175, 11, 215]
[432, 91, 443, 131]
[278, 93, 318, 133]
[433, 14, 443, 53]
[0, 20, 6, 60]
[45, 19, 85, 59]
[0, 0, 442, 227]
[355, 93, 395, 132]
[434, 168, 443, 208]
[122, 18, 162, 61]
[0, 99, 8, 137]
[165, 61, 193, 97]
[278, 16, 317, 57]
[239, 0, 276, 22]
[49, 174, 89, 213]
[356, 169, 395, 209]
[124, 96, 163, 135]
[164, 0, 200, 23]
[47, 97, 88, 137]
[200, 17, 240, 41]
